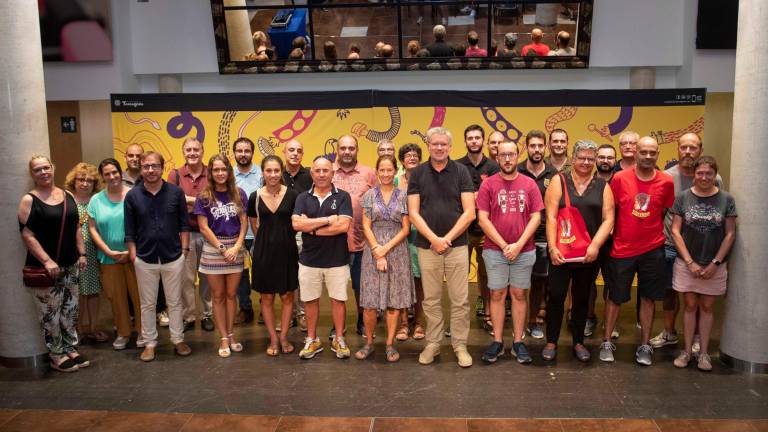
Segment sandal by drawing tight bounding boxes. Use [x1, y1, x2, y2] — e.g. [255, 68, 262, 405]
[228, 333, 243, 352]
[385, 344, 400, 363]
[355, 344, 375, 360]
[67, 352, 90, 368]
[51, 355, 78, 372]
[266, 345, 279, 357]
[395, 325, 409, 341]
[413, 324, 426, 340]
[218, 338, 231, 358]
[482, 316, 495, 337]
[280, 340, 295, 354]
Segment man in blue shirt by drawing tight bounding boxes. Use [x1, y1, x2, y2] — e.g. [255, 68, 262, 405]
[125, 151, 192, 362]
[232, 137, 262, 324]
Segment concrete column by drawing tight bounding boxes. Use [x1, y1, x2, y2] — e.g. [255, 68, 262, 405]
[629, 67, 656, 89]
[224, 0, 255, 61]
[720, 0, 768, 373]
[158, 74, 182, 93]
[0, 0, 51, 371]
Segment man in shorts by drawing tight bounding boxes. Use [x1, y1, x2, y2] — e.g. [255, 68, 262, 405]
[600, 137, 674, 366]
[477, 142, 543, 364]
[292, 157, 353, 360]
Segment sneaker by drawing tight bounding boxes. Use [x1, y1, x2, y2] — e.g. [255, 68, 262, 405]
[528, 323, 544, 339]
[157, 310, 170, 327]
[299, 338, 323, 359]
[419, 342, 441, 365]
[331, 337, 351, 359]
[112, 336, 130, 350]
[481, 341, 504, 363]
[635, 344, 653, 366]
[599, 341, 616, 362]
[297, 314, 308, 332]
[455, 347, 473, 368]
[611, 326, 620, 340]
[482, 318, 494, 336]
[201, 317, 215, 332]
[649, 330, 679, 348]
[674, 351, 691, 368]
[460, 5, 472, 14]
[475, 296, 485, 317]
[697, 353, 713, 371]
[584, 317, 597, 337]
[328, 327, 347, 341]
[692, 334, 701, 355]
[511, 342, 533, 364]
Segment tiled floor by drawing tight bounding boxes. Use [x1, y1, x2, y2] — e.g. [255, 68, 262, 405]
[0, 410, 767, 432]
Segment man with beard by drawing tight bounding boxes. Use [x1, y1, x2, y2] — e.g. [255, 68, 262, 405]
[168, 138, 214, 332]
[457, 125, 499, 325]
[614, 131, 639, 172]
[600, 136, 674, 366]
[333, 135, 376, 337]
[518, 130, 557, 339]
[232, 137, 263, 324]
[544, 128, 571, 173]
[650, 133, 722, 351]
[477, 141, 542, 364]
[487, 131, 504, 161]
[595, 144, 617, 183]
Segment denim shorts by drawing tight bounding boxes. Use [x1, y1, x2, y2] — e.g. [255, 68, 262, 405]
[482, 249, 536, 290]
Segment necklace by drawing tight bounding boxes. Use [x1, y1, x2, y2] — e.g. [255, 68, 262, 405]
[265, 186, 281, 197]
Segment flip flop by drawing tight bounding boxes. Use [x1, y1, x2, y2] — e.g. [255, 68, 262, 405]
[266, 345, 279, 357]
[280, 340, 294, 354]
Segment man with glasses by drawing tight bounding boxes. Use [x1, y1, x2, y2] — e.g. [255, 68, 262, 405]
[614, 131, 639, 172]
[600, 137, 674, 366]
[125, 151, 191, 361]
[595, 144, 617, 183]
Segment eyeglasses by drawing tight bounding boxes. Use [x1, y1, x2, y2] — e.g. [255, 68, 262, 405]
[574, 156, 596, 163]
[141, 163, 162, 171]
[75, 178, 95, 184]
[32, 166, 52, 174]
[597, 156, 616, 161]
[497, 153, 518, 160]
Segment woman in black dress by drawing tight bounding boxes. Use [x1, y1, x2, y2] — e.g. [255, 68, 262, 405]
[543, 140, 614, 362]
[248, 155, 299, 356]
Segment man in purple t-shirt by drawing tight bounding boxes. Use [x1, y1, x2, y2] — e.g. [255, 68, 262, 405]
[476, 142, 543, 364]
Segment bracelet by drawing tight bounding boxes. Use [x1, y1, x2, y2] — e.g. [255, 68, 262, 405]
[685, 259, 693, 265]
[371, 245, 380, 250]
[183, 247, 191, 251]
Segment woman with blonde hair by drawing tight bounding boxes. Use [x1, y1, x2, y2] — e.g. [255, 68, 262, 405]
[65, 162, 107, 344]
[18, 155, 88, 372]
[193, 153, 248, 358]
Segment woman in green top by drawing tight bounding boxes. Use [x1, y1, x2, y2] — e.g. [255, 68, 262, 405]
[65, 163, 108, 343]
[87, 158, 142, 350]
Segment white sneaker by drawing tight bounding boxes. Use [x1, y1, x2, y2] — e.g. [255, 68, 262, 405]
[112, 336, 129, 350]
[158, 311, 170, 327]
[692, 334, 701, 355]
[650, 330, 679, 348]
[136, 338, 147, 348]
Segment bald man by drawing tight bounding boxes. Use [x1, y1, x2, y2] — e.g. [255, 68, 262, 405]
[521, 28, 550, 56]
[548, 31, 576, 56]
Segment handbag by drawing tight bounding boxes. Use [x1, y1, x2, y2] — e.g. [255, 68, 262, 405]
[22, 192, 68, 287]
[555, 174, 592, 261]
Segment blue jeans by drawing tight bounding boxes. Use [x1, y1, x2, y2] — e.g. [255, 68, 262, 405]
[350, 250, 362, 297]
[237, 239, 254, 312]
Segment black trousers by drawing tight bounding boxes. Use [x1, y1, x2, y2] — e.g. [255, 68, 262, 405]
[546, 264, 598, 346]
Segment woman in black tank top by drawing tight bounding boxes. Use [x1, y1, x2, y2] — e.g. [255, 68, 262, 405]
[17, 155, 88, 373]
[542, 141, 615, 362]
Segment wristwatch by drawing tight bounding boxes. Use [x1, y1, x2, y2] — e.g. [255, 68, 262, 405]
[711, 258, 722, 266]
[218, 244, 226, 252]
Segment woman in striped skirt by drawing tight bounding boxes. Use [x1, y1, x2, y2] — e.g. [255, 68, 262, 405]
[193, 153, 248, 358]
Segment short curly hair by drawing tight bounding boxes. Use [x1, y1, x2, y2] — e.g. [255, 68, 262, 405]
[64, 162, 103, 195]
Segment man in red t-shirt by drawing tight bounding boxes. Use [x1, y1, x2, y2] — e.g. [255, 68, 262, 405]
[600, 137, 674, 366]
[521, 28, 550, 57]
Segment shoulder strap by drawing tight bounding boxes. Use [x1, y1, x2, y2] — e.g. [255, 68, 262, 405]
[560, 174, 572, 208]
[254, 189, 261, 222]
[55, 191, 68, 262]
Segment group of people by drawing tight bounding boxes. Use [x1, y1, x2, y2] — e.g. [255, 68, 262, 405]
[19, 124, 735, 373]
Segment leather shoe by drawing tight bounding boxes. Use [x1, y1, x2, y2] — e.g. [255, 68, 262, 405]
[235, 309, 254, 325]
[174, 342, 192, 356]
[182, 321, 195, 333]
[140, 346, 155, 362]
[201, 317, 215, 332]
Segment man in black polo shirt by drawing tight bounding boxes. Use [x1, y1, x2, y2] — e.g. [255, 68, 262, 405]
[292, 157, 353, 360]
[408, 127, 476, 368]
[457, 124, 499, 326]
[517, 130, 557, 340]
[125, 151, 191, 362]
[283, 139, 313, 193]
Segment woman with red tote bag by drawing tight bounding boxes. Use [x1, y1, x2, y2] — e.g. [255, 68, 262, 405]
[543, 140, 614, 362]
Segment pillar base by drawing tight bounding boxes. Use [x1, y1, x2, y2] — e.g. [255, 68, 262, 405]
[720, 351, 768, 374]
[0, 353, 49, 380]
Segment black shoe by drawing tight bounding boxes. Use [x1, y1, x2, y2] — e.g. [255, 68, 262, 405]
[201, 317, 215, 332]
[475, 296, 485, 317]
[183, 321, 195, 333]
[481, 341, 504, 363]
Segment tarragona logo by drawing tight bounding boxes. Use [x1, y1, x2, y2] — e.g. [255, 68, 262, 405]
[632, 193, 651, 218]
[559, 219, 576, 244]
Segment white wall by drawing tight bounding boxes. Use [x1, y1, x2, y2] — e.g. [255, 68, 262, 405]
[43, 0, 737, 100]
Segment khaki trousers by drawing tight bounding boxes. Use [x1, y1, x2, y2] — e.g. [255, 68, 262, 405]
[99, 262, 142, 338]
[417, 246, 470, 349]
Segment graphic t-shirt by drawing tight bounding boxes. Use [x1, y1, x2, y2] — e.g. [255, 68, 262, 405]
[671, 189, 737, 265]
[610, 168, 674, 258]
[663, 164, 723, 246]
[475, 173, 544, 253]
[193, 188, 248, 237]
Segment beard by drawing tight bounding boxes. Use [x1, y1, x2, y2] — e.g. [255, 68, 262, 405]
[597, 163, 613, 173]
[528, 153, 543, 163]
[236, 158, 251, 168]
[500, 164, 517, 175]
[467, 146, 483, 154]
